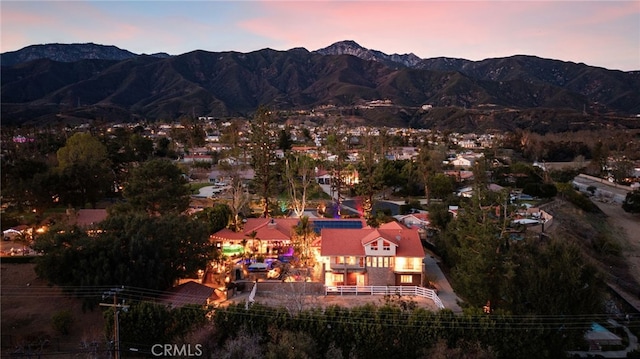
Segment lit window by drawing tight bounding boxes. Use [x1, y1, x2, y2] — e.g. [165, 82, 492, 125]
[335, 256, 344, 264]
[404, 258, 415, 270]
[401, 275, 413, 283]
[332, 274, 344, 284]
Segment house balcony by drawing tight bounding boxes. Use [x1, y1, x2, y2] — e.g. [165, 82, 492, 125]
[328, 256, 365, 271]
[393, 257, 423, 273]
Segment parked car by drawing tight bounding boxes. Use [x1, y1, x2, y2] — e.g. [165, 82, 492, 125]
[247, 262, 269, 272]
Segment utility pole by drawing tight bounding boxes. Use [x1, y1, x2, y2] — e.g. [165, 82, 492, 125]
[100, 287, 129, 359]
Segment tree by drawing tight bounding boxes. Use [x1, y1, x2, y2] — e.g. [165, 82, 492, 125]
[285, 154, 316, 217]
[417, 142, 445, 206]
[293, 216, 316, 267]
[57, 132, 109, 170]
[220, 162, 251, 231]
[105, 301, 207, 352]
[123, 159, 190, 215]
[504, 238, 604, 316]
[56, 132, 113, 207]
[356, 129, 384, 223]
[266, 328, 319, 359]
[611, 159, 633, 184]
[211, 327, 263, 359]
[250, 107, 278, 217]
[622, 189, 640, 213]
[442, 200, 506, 307]
[35, 213, 212, 291]
[51, 310, 74, 335]
[325, 128, 349, 215]
[1, 157, 52, 211]
[278, 127, 293, 151]
[193, 203, 232, 234]
[154, 137, 174, 158]
[429, 173, 455, 200]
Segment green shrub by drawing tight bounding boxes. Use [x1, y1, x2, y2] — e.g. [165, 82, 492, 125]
[51, 309, 74, 335]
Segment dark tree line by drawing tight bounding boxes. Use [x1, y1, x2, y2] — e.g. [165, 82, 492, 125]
[33, 158, 215, 296]
[433, 183, 605, 317]
[209, 303, 587, 359]
[33, 213, 212, 292]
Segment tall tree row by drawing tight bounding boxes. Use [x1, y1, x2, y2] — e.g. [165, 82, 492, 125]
[250, 107, 278, 217]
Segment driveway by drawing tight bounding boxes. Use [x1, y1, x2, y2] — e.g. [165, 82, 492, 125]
[423, 250, 463, 313]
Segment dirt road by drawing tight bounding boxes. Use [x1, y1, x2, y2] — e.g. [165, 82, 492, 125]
[594, 201, 640, 283]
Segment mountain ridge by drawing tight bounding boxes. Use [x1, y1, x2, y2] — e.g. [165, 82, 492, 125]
[2, 41, 639, 131]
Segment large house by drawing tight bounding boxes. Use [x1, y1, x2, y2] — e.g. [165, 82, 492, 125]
[210, 217, 366, 258]
[210, 218, 427, 288]
[319, 221, 425, 287]
[210, 218, 299, 256]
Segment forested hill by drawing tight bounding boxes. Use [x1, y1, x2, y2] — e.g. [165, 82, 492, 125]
[2, 41, 639, 130]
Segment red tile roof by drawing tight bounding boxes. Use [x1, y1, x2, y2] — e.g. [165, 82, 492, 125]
[210, 218, 299, 242]
[321, 221, 424, 257]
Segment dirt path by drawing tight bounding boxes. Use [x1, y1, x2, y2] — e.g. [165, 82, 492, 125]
[594, 201, 640, 284]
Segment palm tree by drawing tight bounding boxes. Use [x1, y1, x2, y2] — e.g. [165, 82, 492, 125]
[293, 216, 316, 267]
[244, 230, 260, 260]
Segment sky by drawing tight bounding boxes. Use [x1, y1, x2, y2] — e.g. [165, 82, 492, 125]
[1, 1, 639, 71]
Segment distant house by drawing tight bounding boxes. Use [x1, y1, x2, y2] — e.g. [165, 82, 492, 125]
[319, 221, 425, 287]
[208, 168, 255, 184]
[182, 155, 214, 163]
[315, 169, 332, 185]
[315, 168, 359, 186]
[451, 156, 475, 167]
[444, 170, 474, 182]
[393, 213, 430, 229]
[450, 152, 484, 168]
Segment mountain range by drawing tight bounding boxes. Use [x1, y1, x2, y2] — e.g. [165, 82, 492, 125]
[2, 41, 639, 132]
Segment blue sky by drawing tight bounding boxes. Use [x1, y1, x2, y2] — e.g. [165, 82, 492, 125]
[2, 1, 639, 71]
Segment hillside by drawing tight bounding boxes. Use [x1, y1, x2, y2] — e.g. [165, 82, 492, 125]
[2, 41, 639, 130]
[0, 263, 105, 358]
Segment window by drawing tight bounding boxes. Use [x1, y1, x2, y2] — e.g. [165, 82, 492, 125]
[383, 241, 391, 251]
[403, 258, 415, 270]
[401, 275, 413, 284]
[332, 274, 344, 285]
[367, 256, 394, 268]
[335, 256, 344, 264]
[371, 240, 378, 251]
[347, 256, 356, 265]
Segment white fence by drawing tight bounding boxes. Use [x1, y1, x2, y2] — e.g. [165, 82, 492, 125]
[325, 285, 444, 309]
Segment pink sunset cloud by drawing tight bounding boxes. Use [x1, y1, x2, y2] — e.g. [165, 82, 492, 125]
[238, 0, 638, 69]
[237, 1, 573, 58]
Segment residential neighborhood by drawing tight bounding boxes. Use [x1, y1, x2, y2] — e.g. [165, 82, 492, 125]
[2, 116, 640, 358]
